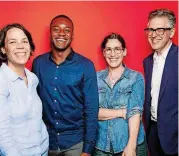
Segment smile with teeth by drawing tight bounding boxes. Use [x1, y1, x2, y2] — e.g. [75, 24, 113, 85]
[152, 40, 160, 43]
[109, 58, 118, 61]
[56, 38, 66, 42]
[15, 52, 26, 56]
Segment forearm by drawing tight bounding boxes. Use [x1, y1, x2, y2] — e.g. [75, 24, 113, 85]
[128, 113, 140, 147]
[98, 108, 125, 120]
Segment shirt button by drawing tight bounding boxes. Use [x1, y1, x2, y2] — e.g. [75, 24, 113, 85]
[54, 88, 57, 91]
[56, 122, 59, 125]
[54, 112, 57, 114]
[54, 77, 57, 80]
[57, 133, 60, 135]
[56, 66, 59, 68]
[54, 100, 57, 102]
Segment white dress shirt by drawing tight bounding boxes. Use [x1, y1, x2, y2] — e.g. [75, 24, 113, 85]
[0, 63, 49, 156]
[150, 43, 172, 121]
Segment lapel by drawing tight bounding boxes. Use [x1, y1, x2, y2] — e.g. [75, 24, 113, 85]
[158, 44, 176, 102]
[147, 54, 154, 100]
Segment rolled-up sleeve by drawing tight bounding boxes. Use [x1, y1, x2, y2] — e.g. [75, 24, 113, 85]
[127, 74, 144, 120]
[0, 78, 21, 156]
[82, 60, 99, 154]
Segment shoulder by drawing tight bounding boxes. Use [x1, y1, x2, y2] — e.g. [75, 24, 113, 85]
[170, 43, 178, 55]
[74, 52, 94, 66]
[33, 52, 50, 64]
[0, 67, 6, 82]
[25, 68, 39, 86]
[97, 69, 106, 78]
[143, 53, 153, 64]
[128, 68, 144, 81]
[0, 67, 9, 95]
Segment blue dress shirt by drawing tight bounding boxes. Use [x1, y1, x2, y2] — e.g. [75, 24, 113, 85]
[0, 63, 49, 156]
[32, 50, 99, 154]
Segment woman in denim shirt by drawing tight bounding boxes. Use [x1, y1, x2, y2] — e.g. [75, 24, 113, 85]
[0, 23, 49, 156]
[93, 33, 147, 156]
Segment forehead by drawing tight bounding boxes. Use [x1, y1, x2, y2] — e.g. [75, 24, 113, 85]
[6, 28, 27, 40]
[105, 39, 122, 47]
[148, 16, 170, 28]
[51, 17, 73, 28]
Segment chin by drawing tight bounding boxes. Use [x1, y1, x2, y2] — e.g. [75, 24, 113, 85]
[53, 43, 70, 52]
[109, 64, 119, 68]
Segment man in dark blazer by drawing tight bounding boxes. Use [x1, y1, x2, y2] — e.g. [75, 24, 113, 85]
[143, 9, 178, 156]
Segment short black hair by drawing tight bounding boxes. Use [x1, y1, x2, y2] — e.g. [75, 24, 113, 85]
[50, 14, 74, 30]
[101, 33, 126, 50]
[0, 23, 35, 65]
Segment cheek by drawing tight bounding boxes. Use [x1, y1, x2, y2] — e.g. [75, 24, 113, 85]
[5, 46, 15, 54]
[148, 37, 152, 42]
[51, 32, 57, 38]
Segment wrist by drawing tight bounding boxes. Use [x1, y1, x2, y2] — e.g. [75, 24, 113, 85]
[127, 140, 137, 149]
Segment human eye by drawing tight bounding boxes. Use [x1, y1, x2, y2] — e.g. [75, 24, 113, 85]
[8, 40, 16, 44]
[53, 27, 59, 32]
[115, 47, 122, 51]
[105, 48, 111, 54]
[22, 40, 29, 44]
[156, 28, 164, 35]
[144, 28, 154, 36]
[64, 28, 71, 33]
[115, 47, 123, 54]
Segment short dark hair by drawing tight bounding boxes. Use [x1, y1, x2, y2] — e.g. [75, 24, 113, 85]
[50, 14, 74, 30]
[101, 33, 126, 50]
[0, 23, 35, 65]
[148, 8, 176, 28]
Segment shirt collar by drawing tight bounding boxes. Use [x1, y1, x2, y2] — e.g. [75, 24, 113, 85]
[1, 63, 32, 82]
[49, 49, 75, 63]
[153, 42, 172, 60]
[100, 64, 130, 80]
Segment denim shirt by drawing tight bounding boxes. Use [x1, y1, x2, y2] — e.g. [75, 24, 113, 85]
[95, 66, 145, 153]
[0, 63, 49, 156]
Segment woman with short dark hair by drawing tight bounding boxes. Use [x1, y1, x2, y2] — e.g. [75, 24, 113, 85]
[0, 23, 49, 156]
[93, 33, 148, 156]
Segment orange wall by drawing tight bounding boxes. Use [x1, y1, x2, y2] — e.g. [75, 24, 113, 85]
[0, 1, 178, 73]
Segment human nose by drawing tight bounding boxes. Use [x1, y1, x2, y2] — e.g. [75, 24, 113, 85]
[16, 42, 24, 49]
[58, 29, 65, 36]
[110, 48, 116, 56]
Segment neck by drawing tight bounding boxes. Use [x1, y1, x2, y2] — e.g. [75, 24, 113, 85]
[109, 64, 124, 76]
[52, 47, 71, 65]
[8, 62, 25, 78]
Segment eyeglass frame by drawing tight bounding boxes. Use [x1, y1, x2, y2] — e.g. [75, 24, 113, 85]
[144, 27, 172, 36]
[103, 47, 124, 55]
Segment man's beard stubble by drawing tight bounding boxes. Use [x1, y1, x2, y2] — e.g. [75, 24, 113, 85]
[51, 41, 71, 53]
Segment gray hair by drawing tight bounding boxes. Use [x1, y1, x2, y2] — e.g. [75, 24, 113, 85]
[148, 8, 176, 28]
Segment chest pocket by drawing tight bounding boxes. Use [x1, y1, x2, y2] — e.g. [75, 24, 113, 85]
[114, 86, 132, 108]
[98, 87, 107, 107]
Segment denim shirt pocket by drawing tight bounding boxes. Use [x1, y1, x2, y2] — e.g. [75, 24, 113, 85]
[98, 87, 107, 108]
[114, 86, 132, 108]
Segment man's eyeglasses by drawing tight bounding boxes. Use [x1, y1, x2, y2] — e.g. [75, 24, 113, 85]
[104, 47, 124, 55]
[144, 28, 172, 36]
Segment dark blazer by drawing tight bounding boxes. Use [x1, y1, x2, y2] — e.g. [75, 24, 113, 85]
[143, 43, 178, 155]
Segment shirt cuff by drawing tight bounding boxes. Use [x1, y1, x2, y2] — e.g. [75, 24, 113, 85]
[82, 142, 94, 154]
[127, 106, 142, 120]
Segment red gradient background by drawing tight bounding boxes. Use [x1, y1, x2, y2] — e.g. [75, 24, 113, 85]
[0, 1, 178, 73]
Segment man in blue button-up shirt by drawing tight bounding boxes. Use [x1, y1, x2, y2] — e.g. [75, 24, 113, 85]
[32, 14, 99, 156]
